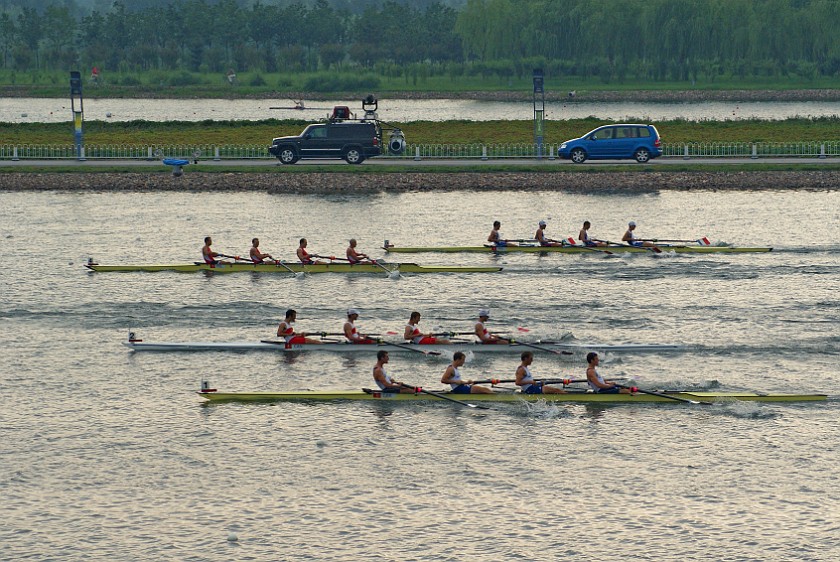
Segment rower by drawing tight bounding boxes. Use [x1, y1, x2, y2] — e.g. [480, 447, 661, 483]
[344, 308, 375, 344]
[297, 238, 326, 265]
[202, 236, 221, 264]
[515, 351, 567, 394]
[277, 309, 321, 344]
[579, 221, 607, 247]
[535, 220, 562, 247]
[586, 352, 631, 394]
[441, 351, 493, 394]
[404, 311, 450, 345]
[488, 220, 517, 247]
[250, 237, 274, 263]
[622, 221, 657, 248]
[475, 309, 509, 345]
[373, 351, 414, 393]
[346, 239, 372, 264]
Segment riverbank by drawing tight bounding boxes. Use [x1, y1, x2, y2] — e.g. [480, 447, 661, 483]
[2, 170, 838, 193]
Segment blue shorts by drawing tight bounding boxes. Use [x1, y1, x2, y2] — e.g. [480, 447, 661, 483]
[629, 241, 643, 247]
[595, 386, 621, 394]
[450, 384, 472, 394]
[522, 383, 544, 394]
[494, 240, 507, 247]
[584, 241, 597, 247]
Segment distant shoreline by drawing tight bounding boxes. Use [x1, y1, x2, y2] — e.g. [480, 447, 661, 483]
[2, 170, 838, 193]
[3, 87, 840, 103]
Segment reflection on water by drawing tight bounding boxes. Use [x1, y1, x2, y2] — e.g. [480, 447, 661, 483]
[3, 97, 840, 123]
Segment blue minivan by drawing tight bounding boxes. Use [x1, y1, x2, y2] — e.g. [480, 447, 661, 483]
[558, 124, 662, 163]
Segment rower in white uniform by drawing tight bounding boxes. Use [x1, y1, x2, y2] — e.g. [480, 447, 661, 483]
[404, 311, 450, 345]
[475, 309, 509, 345]
[621, 221, 658, 248]
[277, 309, 321, 344]
[578, 221, 607, 247]
[515, 351, 567, 394]
[344, 308, 375, 344]
[488, 220, 517, 247]
[440, 351, 493, 394]
[586, 352, 631, 394]
[535, 220, 562, 247]
[373, 351, 415, 393]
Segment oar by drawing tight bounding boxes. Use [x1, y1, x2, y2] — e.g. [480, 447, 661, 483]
[616, 384, 711, 405]
[400, 383, 490, 409]
[471, 377, 628, 385]
[597, 239, 661, 254]
[562, 237, 614, 255]
[383, 341, 442, 356]
[272, 260, 306, 277]
[638, 238, 710, 245]
[511, 340, 574, 356]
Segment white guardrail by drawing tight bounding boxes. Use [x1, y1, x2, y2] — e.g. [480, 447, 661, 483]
[1, 142, 839, 161]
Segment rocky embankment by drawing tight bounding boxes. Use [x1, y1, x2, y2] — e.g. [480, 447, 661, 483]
[1, 170, 838, 193]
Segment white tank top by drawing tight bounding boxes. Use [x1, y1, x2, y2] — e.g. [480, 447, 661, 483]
[520, 365, 534, 385]
[448, 366, 463, 389]
[588, 367, 606, 391]
[346, 321, 358, 341]
[476, 321, 488, 340]
[278, 320, 294, 342]
[406, 323, 422, 344]
[375, 367, 393, 390]
[626, 229, 637, 242]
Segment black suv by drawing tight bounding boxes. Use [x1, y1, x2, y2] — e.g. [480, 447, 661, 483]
[269, 121, 383, 165]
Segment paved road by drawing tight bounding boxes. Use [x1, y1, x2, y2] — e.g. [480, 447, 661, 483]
[2, 157, 837, 168]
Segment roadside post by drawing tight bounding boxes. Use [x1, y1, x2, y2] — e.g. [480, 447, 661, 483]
[70, 71, 85, 161]
[533, 69, 545, 159]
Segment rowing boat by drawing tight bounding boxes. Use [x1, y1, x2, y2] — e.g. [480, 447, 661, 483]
[197, 388, 827, 404]
[383, 244, 772, 254]
[124, 338, 683, 354]
[85, 262, 502, 273]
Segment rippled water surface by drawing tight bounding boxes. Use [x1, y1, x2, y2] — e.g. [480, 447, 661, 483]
[4, 97, 840, 123]
[2, 188, 839, 560]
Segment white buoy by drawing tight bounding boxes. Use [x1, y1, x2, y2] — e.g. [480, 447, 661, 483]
[106, 112, 112, 118]
[227, 532, 238, 542]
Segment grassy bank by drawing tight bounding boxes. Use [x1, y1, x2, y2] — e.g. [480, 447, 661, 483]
[3, 117, 840, 146]
[4, 69, 840, 100]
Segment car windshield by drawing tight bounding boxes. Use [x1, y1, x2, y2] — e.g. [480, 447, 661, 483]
[302, 125, 327, 138]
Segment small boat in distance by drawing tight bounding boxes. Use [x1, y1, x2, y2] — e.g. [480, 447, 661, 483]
[382, 243, 772, 254]
[86, 260, 501, 274]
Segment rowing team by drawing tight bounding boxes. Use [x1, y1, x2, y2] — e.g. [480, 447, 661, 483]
[490, 220, 707, 249]
[374, 349, 631, 396]
[278, 308, 512, 345]
[201, 236, 378, 265]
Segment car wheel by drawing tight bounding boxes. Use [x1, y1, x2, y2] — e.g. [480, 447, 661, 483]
[277, 147, 298, 165]
[570, 148, 587, 163]
[634, 148, 651, 163]
[344, 148, 364, 164]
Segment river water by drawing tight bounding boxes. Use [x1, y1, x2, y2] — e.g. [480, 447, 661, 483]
[4, 97, 840, 123]
[2, 187, 839, 560]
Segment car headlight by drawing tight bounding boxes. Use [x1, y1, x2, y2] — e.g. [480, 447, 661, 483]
[560, 143, 567, 149]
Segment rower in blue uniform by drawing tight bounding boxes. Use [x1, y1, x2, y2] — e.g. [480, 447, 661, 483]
[621, 221, 658, 248]
[515, 351, 567, 394]
[440, 351, 493, 394]
[586, 352, 632, 393]
[373, 351, 414, 393]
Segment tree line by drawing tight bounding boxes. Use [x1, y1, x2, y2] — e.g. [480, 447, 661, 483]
[1, 0, 839, 86]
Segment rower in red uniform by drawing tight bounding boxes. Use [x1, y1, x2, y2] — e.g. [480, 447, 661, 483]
[297, 238, 326, 265]
[202, 236, 221, 264]
[277, 309, 321, 345]
[346, 239, 373, 264]
[250, 237, 275, 263]
[475, 309, 509, 344]
[404, 311, 451, 345]
[344, 308, 375, 344]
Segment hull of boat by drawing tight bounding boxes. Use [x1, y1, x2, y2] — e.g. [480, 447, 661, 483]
[86, 262, 502, 273]
[125, 341, 683, 353]
[384, 245, 772, 254]
[197, 389, 826, 404]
